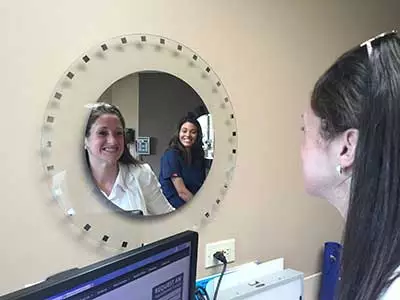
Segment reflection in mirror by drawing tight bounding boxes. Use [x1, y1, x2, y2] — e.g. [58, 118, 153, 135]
[84, 71, 213, 216]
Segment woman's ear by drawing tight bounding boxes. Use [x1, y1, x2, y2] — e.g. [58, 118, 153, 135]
[339, 128, 359, 169]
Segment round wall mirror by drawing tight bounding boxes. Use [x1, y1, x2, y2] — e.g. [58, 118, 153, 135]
[84, 71, 214, 216]
[40, 34, 237, 249]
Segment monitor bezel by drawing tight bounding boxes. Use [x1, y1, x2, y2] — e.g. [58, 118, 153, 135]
[2, 230, 198, 300]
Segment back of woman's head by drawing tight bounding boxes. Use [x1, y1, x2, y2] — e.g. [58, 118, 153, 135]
[84, 102, 140, 166]
[312, 32, 400, 300]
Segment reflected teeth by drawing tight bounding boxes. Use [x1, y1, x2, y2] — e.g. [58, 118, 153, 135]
[103, 147, 118, 152]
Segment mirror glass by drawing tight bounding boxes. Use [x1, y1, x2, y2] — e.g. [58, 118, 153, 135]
[83, 71, 214, 217]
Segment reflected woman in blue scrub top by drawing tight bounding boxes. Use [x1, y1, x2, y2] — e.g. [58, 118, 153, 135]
[159, 116, 207, 209]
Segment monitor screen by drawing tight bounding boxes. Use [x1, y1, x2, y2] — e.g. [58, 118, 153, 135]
[2, 230, 198, 300]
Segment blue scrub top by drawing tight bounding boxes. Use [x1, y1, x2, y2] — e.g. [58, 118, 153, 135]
[159, 149, 206, 209]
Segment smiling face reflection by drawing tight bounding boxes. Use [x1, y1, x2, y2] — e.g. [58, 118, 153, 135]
[84, 104, 176, 216]
[86, 114, 124, 165]
[179, 122, 198, 148]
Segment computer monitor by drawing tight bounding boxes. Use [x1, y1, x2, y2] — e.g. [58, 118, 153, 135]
[2, 230, 198, 300]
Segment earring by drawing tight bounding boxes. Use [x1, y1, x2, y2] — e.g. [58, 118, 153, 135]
[84, 145, 87, 150]
[336, 165, 343, 175]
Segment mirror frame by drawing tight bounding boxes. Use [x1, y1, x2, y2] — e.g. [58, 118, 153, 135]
[40, 33, 238, 250]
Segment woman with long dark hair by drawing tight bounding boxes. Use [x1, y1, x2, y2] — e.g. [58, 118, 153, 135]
[301, 31, 400, 299]
[84, 103, 174, 216]
[159, 116, 207, 209]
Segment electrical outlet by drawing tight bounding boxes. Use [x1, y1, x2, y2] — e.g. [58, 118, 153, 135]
[205, 239, 235, 268]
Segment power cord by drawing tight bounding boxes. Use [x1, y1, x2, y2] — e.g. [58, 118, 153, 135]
[194, 251, 227, 300]
[212, 251, 228, 300]
[194, 285, 210, 300]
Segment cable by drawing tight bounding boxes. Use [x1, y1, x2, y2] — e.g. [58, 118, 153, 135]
[194, 286, 210, 300]
[212, 251, 228, 300]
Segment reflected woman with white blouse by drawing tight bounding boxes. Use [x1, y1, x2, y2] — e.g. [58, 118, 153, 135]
[84, 103, 174, 216]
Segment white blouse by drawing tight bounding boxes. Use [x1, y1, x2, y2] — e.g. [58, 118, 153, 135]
[101, 163, 175, 216]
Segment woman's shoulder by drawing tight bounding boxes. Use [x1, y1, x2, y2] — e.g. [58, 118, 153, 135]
[380, 267, 400, 299]
[162, 148, 181, 159]
[139, 163, 153, 173]
[122, 163, 156, 185]
[119, 162, 151, 177]
[123, 162, 151, 172]
[165, 148, 180, 154]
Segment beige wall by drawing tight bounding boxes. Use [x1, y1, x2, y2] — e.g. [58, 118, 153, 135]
[1, 0, 399, 297]
[112, 74, 140, 131]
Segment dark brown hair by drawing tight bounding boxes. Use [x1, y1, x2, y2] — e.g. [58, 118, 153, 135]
[312, 33, 400, 299]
